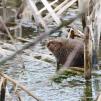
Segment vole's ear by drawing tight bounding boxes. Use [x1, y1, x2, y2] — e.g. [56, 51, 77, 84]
[70, 30, 75, 39]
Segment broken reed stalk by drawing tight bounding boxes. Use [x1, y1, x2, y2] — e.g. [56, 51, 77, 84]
[0, 77, 4, 91]
[84, 26, 92, 80]
[0, 72, 43, 101]
[0, 77, 7, 101]
[0, 12, 84, 66]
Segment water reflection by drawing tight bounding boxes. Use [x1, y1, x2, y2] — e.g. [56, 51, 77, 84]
[81, 81, 93, 101]
[81, 75, 101, 101]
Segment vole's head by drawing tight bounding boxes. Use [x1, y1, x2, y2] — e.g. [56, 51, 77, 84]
[47, 40, 63, 53]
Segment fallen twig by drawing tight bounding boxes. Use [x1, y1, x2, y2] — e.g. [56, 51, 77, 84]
[68, 67, 84, 72]
[57, 68, 84, 76]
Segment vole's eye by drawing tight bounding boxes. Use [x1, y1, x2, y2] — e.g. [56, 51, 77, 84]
[54, 44, 57, 47]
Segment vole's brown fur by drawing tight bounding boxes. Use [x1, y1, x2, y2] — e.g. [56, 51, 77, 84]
[47, 38, 84, 71]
